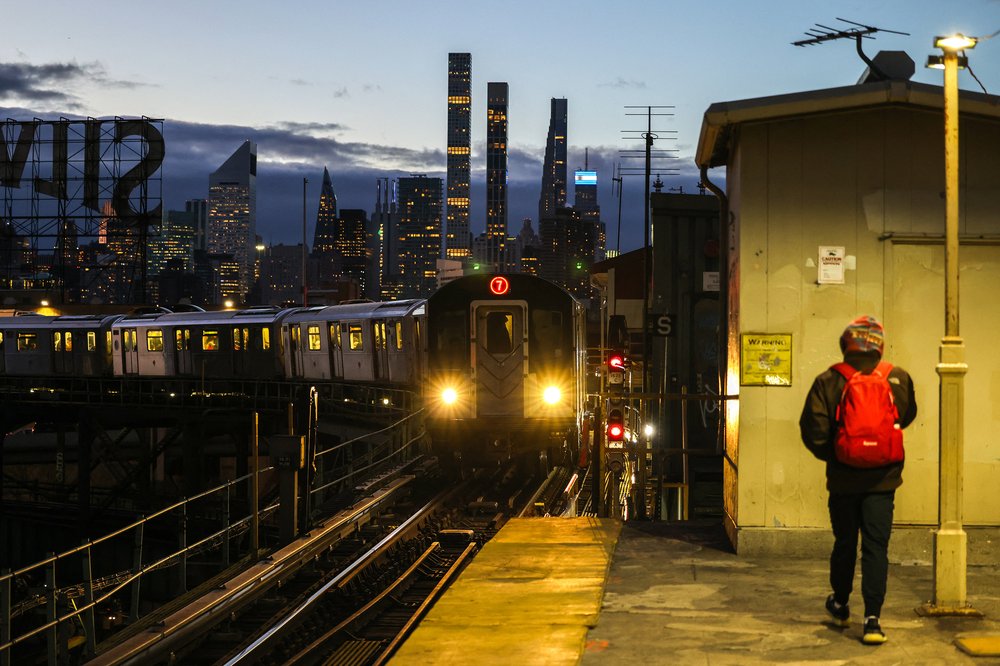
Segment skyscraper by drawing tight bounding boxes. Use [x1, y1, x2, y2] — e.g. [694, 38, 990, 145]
[397, 175, 443, 298]
[312, 167, 338, 255]
[486, 82, 509, 268]
[539, 98, 568, 223]
[337, 209, 369, 295]
[186, 199, 208, 253]
[207, 140, 257, 301]
[446, 53, 472, 259]
[373, 178, 399, 300]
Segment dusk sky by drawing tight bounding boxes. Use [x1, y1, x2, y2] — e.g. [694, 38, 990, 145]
[2, 0, 998, 253]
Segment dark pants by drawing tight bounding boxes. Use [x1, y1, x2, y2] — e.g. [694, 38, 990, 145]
[828, 491, 895, 618]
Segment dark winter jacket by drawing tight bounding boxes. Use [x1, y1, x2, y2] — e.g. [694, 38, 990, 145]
[799, 352, 917, 494]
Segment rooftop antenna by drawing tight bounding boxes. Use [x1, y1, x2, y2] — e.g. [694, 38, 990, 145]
[793, 17, 910, 81]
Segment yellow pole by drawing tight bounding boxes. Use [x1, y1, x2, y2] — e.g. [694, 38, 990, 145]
[933, 46, 969, 611]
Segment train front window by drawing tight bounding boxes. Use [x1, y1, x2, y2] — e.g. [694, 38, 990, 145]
[308, 325, 321, 351]
[485, 311, 513, 355]
[530, 309, 564, 368]
[147, 330, 164, 352]
[434, 311, 466, 368]
[18, 332, 38, 351]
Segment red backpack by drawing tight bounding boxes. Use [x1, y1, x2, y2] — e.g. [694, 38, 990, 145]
[832, 361, 904, 468]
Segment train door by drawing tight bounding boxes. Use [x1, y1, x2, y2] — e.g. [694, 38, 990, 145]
[53, 330, 72, 374]
[472, 303, 526, 418]
[373, 320, 389, 382]
[121, 327, 139, 375]
[288, 324, 302, 378]
[232, 326, 249, 376]
[175, 328, 193, 375]
[328, 322, 344, 379]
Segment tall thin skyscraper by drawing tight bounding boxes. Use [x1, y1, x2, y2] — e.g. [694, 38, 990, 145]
[486, 82, 509, 268]
[539, 98, 568, 222]
[185, 199, 208, 253]
[446, 53, 472, 259]
[312, 167, 338, 254]
[208, 140, 257, 300]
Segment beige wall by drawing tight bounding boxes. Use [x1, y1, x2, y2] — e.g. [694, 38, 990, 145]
[730, 107, 1000, 534]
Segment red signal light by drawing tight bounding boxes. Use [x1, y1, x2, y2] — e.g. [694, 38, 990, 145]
[606, 408, 625, 442]
[608, 354, 624, 370]
[489, 276, 510, 295]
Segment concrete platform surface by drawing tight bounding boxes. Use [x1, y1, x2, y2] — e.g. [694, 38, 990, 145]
[392, 517, 620, 666]
[582, 521, 1000, 665]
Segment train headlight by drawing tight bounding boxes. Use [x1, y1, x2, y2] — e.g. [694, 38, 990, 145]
[441, 387, 458, 405]
[543, 385, 561, 405]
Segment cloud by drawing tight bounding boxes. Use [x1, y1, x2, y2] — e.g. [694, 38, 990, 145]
[362, 84, 382, 93]
[289, 78, 311, 86]
[332, 87, 350, 99]
[0, 60, 149, 110]
[598, 77, 647, 89]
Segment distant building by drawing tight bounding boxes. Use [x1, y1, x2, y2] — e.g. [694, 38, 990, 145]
[257, 243, 304, 306]
[186, 199, 208, 253]
[312, 167, 340, 290]
[373, 178, 399, 300]
[397, 175, 443, 298]
[207, 140, 257, 301]
[539, 98, 568, 223]
[337, 209, 369, 295]
[446, 53, 472, 259]
[538, 207, 599, 301]
[573, 164, 606, 263]
[485, 82, 509, 268]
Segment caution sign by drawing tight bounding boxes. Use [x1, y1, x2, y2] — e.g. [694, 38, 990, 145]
[740, 333, 792, 386]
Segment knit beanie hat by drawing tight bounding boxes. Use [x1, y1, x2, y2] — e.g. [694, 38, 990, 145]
[840, 315, 884, 355]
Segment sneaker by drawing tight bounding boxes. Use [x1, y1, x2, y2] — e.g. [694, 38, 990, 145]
[862, 616, 887, 645]
[825, 594, 850, 627]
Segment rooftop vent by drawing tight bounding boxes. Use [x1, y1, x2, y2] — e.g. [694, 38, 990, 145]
[858, 51, 915, 84]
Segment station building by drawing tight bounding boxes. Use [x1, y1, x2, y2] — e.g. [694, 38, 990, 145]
[695, 61, 1000, 558]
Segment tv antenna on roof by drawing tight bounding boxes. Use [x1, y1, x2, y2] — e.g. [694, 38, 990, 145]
[793, 18, 910, 81]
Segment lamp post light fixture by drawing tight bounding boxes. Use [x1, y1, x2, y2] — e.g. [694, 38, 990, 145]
[922, 32, 978, 616]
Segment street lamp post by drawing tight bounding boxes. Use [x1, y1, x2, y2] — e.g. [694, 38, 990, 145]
[925, 33, 976, 614]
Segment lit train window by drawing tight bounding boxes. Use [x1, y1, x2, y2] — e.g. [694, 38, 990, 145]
[64, 331, 73, 352]
[329, 324, 340, 349]
[87, 331, 96, 352]
[54, 331, 63, 352]
[485, 312, 513, 354]
[308, 325, 321, 351]
[0, 331, 4, 349]
[176, 329, 191, 351]
[202, 330, 219, 351]
[147, 330, 164, 352]
[233, 327, 242, 351]
[348, 324, 363, 351]
[106, 331, 112, 354]
[123, 330, 136, 353]
[261, 328, 271, 351]
[395, 321, 404, 350]
[242, 328, 249, 351]
[290, 326, 300, 351]
[17, 332, 37, 351]
[374, 322, 385, 351]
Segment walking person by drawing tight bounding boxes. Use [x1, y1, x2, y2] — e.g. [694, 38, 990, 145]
[799, 315, 917, 645]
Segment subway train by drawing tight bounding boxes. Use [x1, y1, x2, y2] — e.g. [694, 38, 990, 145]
[0, 274, 586, 464]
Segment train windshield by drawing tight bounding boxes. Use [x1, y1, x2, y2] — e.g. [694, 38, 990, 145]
[484, 312, 513, 354]
[435, 310, 467, 368]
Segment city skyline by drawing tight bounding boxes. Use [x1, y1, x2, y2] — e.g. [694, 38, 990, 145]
[1, 1, 998, 253]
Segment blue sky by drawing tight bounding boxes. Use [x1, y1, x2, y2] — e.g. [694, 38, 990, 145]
[2, 0, 998, 252]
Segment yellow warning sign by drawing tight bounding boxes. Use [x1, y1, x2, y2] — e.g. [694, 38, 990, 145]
[740, 333, 792, 386]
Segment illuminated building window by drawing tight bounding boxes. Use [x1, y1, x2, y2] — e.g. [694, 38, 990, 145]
[147, 330, 164, 352]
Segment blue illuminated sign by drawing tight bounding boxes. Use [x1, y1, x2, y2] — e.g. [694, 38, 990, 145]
[574, 171, 597, 186]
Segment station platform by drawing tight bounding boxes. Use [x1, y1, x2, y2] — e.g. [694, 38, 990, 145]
[394, 519, 1000, 664]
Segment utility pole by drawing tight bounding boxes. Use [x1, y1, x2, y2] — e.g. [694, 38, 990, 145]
[302, 177, 308, 307]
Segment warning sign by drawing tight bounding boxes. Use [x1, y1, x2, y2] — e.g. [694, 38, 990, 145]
[740, 333, 792, 386]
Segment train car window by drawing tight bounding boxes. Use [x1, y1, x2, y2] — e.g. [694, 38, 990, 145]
[17, 332, 38, 351]
[123, 330, 136, 353]
[175, 329, 190, 351]
[348, 324, 363, 351]
[530, 309, 564, 366]
[0, 331, 4, 350]
[290, 326, 300, 352]
[260, 328, 271, 351]
[54, 331, 63, 352]
[87, 331, 97, 352]
[242, 328, 249, 351]
[395, 321, 404, 350]
[64, 331, 73, 352]
[233, 327, 242, 351]
[329, 324, 341, 349]
[147, 330, 164, 352]
[202, 330, 219, 351]
[373, 322, 384, 351]
[308, 325, 321, 351]
[485, 312, 513, 355]
[106, 331, 113, 354]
